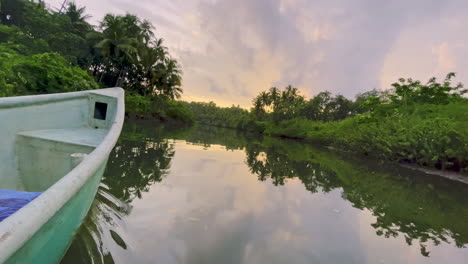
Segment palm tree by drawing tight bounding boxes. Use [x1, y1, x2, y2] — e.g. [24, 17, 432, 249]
[157, 58, 182, 99]
[96, 14, 138, 86]
[139, 19, 155, 44]
[65, 2, 91, 31]
[93, 13, 183, 99]
[252, 91, 270, 120]
[269, 87, 280, 104]
[127, 38, 175, 97]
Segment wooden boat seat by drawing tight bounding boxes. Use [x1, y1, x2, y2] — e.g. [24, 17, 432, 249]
[16, 128, 108, 148]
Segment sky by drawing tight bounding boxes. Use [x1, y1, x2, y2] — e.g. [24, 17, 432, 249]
[48, 0, 468, 107]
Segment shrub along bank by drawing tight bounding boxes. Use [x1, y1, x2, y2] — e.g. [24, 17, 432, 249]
[125, 93, 194, 124]
[185, 74, 468, 172]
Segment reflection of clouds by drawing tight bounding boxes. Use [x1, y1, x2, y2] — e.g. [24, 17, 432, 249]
[123, 144, 269, 263]
[243, 228, 318, 264]
[158, 146, 370, 264]
[77, 137, 468, 264]
[127, 142, 466, 263]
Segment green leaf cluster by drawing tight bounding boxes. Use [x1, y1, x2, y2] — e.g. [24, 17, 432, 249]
[0, 0, 183, 103]
[0, 44, 97, 96]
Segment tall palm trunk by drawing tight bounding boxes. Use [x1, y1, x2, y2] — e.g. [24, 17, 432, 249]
[115, 69, 122, 87]
[98, 70, 105, 83]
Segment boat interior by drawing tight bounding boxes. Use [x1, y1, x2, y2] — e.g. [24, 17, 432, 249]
[0, 92, 118, 193]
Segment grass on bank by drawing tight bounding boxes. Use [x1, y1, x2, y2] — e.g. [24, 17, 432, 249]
[264, 102, 468, 171]
[125, 93, 194, 124]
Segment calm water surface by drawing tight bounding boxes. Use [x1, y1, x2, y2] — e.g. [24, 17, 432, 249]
[62, 121, 468, 264]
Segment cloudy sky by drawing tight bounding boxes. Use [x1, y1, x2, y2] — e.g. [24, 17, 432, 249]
[49, 0, 468, 107]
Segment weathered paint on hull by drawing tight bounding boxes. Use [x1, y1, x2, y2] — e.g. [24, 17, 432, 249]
[6, 161, 107, 264]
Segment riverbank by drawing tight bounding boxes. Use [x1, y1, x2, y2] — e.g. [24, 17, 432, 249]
[185, 99, 468, 174]
[400, 164, 468, 184]
[183, 75, 468, 174]
[262, 101, 468, 173]
[125, 93, 194, 124]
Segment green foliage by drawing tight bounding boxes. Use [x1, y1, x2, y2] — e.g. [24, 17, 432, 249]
[0, 1, 183, 104]
[125, 93, 152, 114]
[0, 44, 97, 96]
[252, 85, 305, 122]
[389, 73, 467, 106]
[264, 99, 468, 171]
[354, 89, 386, 114]
[163, 100, 194, 123]
[0, 0, 26, 26]
[93, 13, 183, 98]
[186, 101, 252, 129]
[301, 91, 355, 121]
[188, 73, 467, 171]
[0, 0, 185, 121]
[252, 86, 355, 123]
[264, 118, 319, 139]
[125, 92, 194, 123]
[330, 102, 468, 167]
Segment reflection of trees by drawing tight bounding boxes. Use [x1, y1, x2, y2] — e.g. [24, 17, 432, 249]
[62, 121, 181, 263]
[181, 125, 250, 151]
[176, 125, 468, 256]
[64, 121, 468, 261]
[104, 138, 175, 203]
[340, 168, 468, 257]
[61, 186, 131, 263]
[245, 138, 341, 193]
[242, 136, 468, 257]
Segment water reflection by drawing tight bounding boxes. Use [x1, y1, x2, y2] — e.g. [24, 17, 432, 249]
[62, 121, 468, 263]
[62, 122, 182, 263]
[243, 136, 468, 257]
[62, 187, 131, 263]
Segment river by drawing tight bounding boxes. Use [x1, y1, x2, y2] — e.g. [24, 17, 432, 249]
[61, 120, 468, 264]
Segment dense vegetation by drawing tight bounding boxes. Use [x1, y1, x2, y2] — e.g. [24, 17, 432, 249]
[182, 101, 254, 129]
[1, 1, 466, 171]
[186, 74, 468, 172]
[0, 0, 193, 122]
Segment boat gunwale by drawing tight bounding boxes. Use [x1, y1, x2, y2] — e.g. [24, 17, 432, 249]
[0, 88, 125, 262]
[0, 92, 89, 109]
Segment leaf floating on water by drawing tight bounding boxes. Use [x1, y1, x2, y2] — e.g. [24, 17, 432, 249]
[110, 230, 127, 250]
[188, 217, 200, 221]
[333, 209, 341, 213]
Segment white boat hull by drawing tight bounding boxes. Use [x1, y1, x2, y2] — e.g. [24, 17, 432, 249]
[0, 88, 125, 263]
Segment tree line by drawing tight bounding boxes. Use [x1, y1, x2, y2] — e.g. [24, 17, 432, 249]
[185, 74, 467, 172]
[0, 0, 182, 100]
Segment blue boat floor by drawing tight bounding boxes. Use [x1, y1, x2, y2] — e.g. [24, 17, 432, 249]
[0, 189, 41, 222]
[17, 127, 107, 148]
